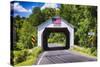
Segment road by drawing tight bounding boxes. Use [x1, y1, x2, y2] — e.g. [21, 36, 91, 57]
[48, 43, 65, 47]
[36, 50, 97, 65]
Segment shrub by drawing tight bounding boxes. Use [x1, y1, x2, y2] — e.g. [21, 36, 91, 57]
[16, 42, 24, 50]
[90, 47, 96, 54]
[16, 58, 36, 66]
[15, 47, 42, 66]
[92, 50, 97, 56]
[13, 49, 28, 65]
[72, 45, 97, 57]
[32, 47, 42, 57]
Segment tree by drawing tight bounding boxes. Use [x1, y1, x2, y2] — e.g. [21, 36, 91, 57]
[42, 8, 56, 20]
[28, 7, 45, 26]
[59, 4, 97, 48]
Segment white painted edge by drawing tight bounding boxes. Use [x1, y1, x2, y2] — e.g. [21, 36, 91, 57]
[37, 52, 47, 65]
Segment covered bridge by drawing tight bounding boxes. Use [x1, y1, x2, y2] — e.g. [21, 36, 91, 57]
[37, 16, 74, 50]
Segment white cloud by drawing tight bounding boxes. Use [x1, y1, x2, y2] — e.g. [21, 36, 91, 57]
[28, 9, 32, 13]
[13, 3, 32, 13]
[41, 3, 59, 10]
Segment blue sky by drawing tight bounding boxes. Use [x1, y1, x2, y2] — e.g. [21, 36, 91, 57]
[11, 1, 60, 17]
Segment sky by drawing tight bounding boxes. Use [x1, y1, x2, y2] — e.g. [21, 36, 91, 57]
[11, 1, 60, 17]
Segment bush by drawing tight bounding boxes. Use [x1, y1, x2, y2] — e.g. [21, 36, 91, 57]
[90, 47, 96, 54]
[16, 58, 36, 66]
[72, 45, 97, 57]
[31, 47, 42, 57]
[14, 47, 42, 66]
[92, 50, 97, 56]
[13, 49, 28, 65]
[90, 47, 97, 56]
[16, 42, 24, 50]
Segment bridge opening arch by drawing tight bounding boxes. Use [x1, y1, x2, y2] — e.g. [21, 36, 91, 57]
[42, 28, 70, 50]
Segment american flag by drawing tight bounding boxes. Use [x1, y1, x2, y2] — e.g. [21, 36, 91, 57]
[52, 18, 61, 24]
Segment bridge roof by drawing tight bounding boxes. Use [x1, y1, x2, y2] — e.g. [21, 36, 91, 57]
[38, 16, 74, 29]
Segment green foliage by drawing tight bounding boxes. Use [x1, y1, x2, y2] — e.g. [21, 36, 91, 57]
[13, 5, 97, 50]
[42, 8, 56, 20]
[48, 33, 66, 44]
[31, 47, 42, 57]
[15, 20, 37, 49]
[15, 58, 36, 66]
[60, 4, 97, 49]
[13, 49, 29, 65]
[28, 7, 45, 26]
[12, 5, 97, 66]
[72, 45, 97, 57]
[15, 42, 24, 50]
[15, 47, 42, 66]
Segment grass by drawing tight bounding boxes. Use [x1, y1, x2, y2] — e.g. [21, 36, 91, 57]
[70, 45, 97, 58]
[15, 57, 36, 66]
[15, 58, 36, 66]
[14, 47, 42, 66]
